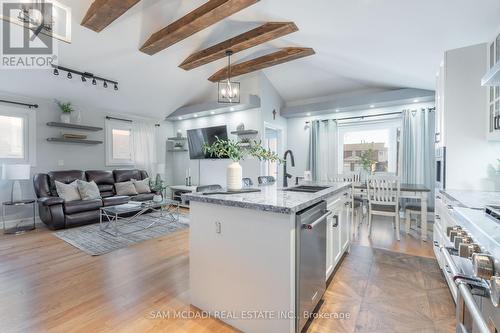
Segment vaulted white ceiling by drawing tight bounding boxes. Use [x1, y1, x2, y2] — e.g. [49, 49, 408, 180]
[0, 0, 499, 119]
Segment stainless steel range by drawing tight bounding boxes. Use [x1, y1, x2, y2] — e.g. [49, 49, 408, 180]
[437, 222, 500, 333]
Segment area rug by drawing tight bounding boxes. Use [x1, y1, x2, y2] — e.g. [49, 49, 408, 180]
[53, 212, 189, 256]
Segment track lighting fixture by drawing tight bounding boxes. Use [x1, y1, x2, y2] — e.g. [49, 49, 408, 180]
[51, 65, 118, 92]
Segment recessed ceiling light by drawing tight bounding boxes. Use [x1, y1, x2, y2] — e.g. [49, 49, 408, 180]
[194, 114, 198, 118]
[369, 105, 375, 108]
[230, 107, 235, 111]
[210, 111, 215, 115]
[413, 99, 419, 103]
[178, 117, 182, 120]
[306, 112, 311, 116]
[335, 109, 340, 112]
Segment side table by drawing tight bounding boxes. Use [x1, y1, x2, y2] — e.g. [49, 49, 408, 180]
[2, 200, 36, 235]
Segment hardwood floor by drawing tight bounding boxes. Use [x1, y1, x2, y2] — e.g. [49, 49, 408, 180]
[0, 216, 454, 333]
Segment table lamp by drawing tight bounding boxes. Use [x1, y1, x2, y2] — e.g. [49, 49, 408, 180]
[2, 164, 31, 203]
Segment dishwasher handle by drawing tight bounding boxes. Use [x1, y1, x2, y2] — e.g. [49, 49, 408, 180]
[303, 210, 332, 230]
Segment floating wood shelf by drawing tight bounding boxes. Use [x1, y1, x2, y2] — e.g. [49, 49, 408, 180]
[47, 138, 103, 145]
[231, 130, 259, 135]
[47, 122, 103, 131]
[167, 137, 187, 141]
[168, 149, 188, 152]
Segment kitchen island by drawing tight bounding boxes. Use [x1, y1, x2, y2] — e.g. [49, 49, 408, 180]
[183, 182, 352, 333]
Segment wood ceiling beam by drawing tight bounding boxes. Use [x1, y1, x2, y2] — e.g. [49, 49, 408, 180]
[179, 22, 298, 70]
[208, 47, 315, 82]
[140, 0, 260, 55]
[81, 0, 141, 32]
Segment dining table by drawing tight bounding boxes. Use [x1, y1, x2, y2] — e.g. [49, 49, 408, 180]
[352, 182, 431, 240]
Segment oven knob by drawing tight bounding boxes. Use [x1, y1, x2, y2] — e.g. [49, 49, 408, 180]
[447, 226, 462, 237]
[490, 276, 500, 308]
[458, 243, 481, 258]
[472, 253, 495, 280]
[454, 235, 472, 250]
[450, 230, 467, 243]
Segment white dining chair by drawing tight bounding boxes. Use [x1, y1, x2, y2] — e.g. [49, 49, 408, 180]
[367, 175, 401, 241]
[331, 173, 362, 238]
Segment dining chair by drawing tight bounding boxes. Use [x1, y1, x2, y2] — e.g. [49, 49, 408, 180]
[405, 203, 433, 240]
[242, 178, 253, 187]
[258, 176, 276, 185]
[367, 175, 401, 241]
[331, 173, 363, 238]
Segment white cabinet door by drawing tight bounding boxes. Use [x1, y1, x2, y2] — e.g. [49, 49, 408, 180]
[326, 193, 348, 279]
[339, 202, 350, 253]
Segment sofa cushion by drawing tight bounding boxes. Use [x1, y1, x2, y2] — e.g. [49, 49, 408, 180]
[48, 170, 85, 196]
[85, 170, 114, 185]
[98, 184, 114, 193]
[65, 210, 100, 228]
[77, 180, 101, 200]
[114, 169, 143, 183]
[102, 195, 130, 207]
[130, 193, 155, 202]
[63, 199, 102, 214]
[100, 191, 114, 198]
[55, 180, 81, 202]
[132, 178, 151, 194]
[115, 181, 138, 196]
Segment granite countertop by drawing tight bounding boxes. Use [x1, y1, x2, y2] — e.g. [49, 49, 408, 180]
[182, 181, 351, 214]
[454, 207, 500, 261]
[440, 189, 500, 209]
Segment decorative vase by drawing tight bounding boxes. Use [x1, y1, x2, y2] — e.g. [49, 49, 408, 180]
[227, 161, 242, 191]
[74, 110, 82, 124]
[153, 193, 163, 203]
[60, 113, 71, 123]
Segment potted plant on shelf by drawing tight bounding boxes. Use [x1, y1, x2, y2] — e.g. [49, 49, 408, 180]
[204, 138, 282, 191]
[55, 100, 74, 124]
[150, 174, 167, 203]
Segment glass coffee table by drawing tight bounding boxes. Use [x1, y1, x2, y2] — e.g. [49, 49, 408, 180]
[99, 199, 180, 236]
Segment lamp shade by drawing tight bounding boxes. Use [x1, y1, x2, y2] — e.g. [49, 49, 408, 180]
[2, 164, 31, 180]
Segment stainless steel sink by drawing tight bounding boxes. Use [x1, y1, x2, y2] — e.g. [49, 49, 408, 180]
[284, 185, 330, 193]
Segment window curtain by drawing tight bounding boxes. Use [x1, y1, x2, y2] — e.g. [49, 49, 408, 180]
[401, 109, 435, 207]
[307, 120, 338, 181]
[133, 121, 158, 176]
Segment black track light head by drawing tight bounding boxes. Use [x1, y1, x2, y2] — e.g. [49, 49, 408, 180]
[53, 68, 59, 76]
[114, 84, 118, 91]
[81, 76, 86, 82]
[92, 78, 97, 85]
[67, 72, 72, 79]
[103, 81, 108, 88]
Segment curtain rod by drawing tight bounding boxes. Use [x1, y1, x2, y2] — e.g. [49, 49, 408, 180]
[106, 116, 161, 127]
[0, 99, 38, 109]
[304, 107, 435, 124]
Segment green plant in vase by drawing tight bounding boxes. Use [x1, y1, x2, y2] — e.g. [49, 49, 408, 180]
[150, 174, 167, 202]
[55, 99, 74, 124]
[203, 137, 282, 190]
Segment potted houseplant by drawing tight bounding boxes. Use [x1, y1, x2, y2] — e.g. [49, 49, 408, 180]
[150, 174, 167, 203]
[204, 138, 282, 191]
[55, 100, 73, 123]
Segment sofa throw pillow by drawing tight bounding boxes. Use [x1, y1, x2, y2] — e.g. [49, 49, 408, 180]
[55, 180, 81, 202]
[77, 180, 101, 200]
[132, 178, 151, 194]
[115, 181, 138, 196]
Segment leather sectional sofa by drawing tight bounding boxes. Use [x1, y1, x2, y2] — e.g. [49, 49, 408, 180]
[33, 169, 155, 230]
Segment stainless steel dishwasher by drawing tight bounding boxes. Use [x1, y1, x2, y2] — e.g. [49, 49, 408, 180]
[296, 200, 330, 333]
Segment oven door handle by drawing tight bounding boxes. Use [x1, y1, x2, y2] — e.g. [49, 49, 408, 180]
[456, 280, 491, 333]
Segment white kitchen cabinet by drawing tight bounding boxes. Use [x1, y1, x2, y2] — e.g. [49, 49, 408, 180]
[486, 31, 500, 141]
[326, 192, 349, 279]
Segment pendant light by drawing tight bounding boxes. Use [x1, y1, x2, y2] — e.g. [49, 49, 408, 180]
[218, 50, 240, 104]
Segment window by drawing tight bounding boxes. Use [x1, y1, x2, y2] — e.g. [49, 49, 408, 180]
[0, 106, 35, 165]
[106, 120, 134, 166]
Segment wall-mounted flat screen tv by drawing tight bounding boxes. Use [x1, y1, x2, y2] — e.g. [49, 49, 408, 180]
[187, 125, 228, 159]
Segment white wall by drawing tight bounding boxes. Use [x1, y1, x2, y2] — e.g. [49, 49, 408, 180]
[171, 108, 263, 187]
[287, 102, 436, 178]
[0, 91, 169, 222]
[443, 43, 500, 191]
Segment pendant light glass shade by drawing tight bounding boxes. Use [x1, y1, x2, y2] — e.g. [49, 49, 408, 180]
[218, 50, 240, 104]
